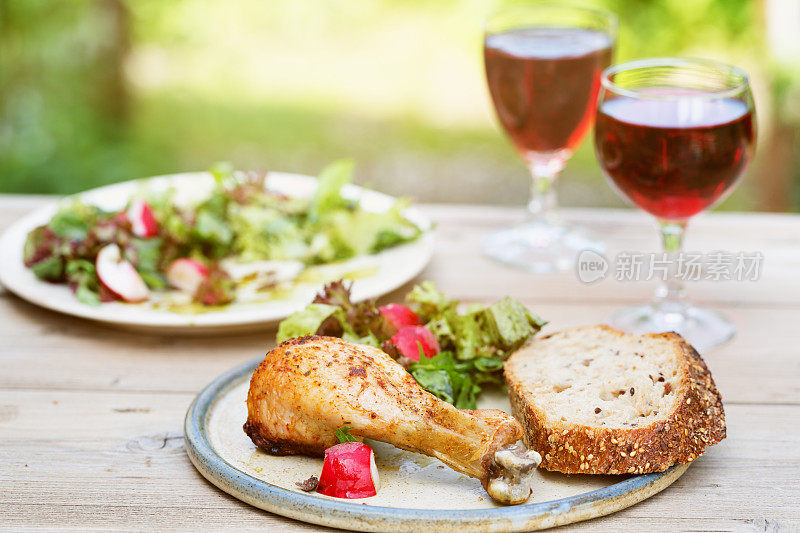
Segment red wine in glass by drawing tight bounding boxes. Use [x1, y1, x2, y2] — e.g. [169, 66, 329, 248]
[595, 94, 755, 220]
[593, 58, 757, 351]
[481, 5, 617, 273]
[485, 27, 613, 157]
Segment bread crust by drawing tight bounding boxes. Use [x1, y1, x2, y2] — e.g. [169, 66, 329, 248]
[505, 326, 726, 474]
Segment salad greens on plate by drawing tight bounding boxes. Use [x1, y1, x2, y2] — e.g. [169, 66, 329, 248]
[278, 280, 547, 409]
[22, 160, 422, 307]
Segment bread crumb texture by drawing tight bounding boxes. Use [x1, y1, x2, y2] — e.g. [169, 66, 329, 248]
[505, 326, 726, 475]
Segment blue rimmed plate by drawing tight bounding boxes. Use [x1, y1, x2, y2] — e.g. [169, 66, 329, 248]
[185, 358, 689, 532]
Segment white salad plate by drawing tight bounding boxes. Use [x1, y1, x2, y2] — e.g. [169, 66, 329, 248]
[185, 358, 689, 532]
[0, 172, 434, 333]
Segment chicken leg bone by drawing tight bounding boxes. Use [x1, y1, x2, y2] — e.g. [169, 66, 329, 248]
[244, 336, 541, 504]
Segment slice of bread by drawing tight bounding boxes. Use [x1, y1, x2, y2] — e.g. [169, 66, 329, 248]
[505, 325, 725, 475]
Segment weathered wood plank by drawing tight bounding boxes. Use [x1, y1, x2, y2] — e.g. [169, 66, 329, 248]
[1, 197, 798, 531]
[0, 390, 796, 530]
[0, 294, 797, 405]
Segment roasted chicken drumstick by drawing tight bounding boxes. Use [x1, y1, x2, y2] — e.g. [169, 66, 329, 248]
[244, 335, 541, 504]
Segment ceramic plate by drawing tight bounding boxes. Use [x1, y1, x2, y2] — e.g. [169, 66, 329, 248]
[0, 172, 434, 333]
[185, 358, 689, 532]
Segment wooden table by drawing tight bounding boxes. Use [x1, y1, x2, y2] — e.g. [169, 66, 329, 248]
[1, 196, 798, 531]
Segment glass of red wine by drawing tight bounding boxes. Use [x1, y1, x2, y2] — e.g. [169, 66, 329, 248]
[594, 58, 756, 350]
[483, 3, 617, 272]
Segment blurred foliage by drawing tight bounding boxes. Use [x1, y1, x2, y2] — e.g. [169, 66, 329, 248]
[0, 0, 797, 211]
[0, 1, 139, 193]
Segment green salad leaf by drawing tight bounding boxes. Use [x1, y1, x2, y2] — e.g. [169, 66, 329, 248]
[482, 297, 548, 350]
[23, 160, 423, 308]
[276, 303, 343, 343]
[275, 280, 546, 410]
[194, 211, 234, 253]
[65, 259, 101, 306]
[128, 238, 166, 290]
[322, 203, 421, 258]
[411, 365, 454, 403]
[230, 205, 308, 262]
[407, 281, 457, 322]
[335, 426, 358, 443]
[409, 352, 501, 410]
[74, 283, 102, 306]
[31, 255, 64, 280]
[309, 158, 354, 221]
[409, 286, 547, 361]
[209, 161, 236, 186]
[47, 200, 103, 241]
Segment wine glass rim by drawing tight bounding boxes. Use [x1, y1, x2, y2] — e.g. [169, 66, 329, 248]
[601, 57, 750, 99]
[485, 2, 618, 34]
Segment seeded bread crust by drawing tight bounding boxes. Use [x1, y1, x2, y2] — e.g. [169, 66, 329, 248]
[505, 326, 726, 475]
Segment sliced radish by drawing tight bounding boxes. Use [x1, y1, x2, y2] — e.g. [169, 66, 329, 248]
[390, 325, 440, 362]
[166, 258, 209, 293]
[96, 244, 150, 302]
[317, 442, 380, 499]
[378, 303, 421, 331]
[127, 199, 159, 238]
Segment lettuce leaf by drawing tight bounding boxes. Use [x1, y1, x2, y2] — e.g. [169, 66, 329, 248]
[31, 255, 64, 280]
[409, 351, 489, 409]
[425, 316, 456, 351]
[308, 159, 354, 222]
[274, 280, 546, 409]
[447, 310, 491, 360]
[411, 366, 454, 403]
[321, 202, 421, 258]
[128, 238, 166, 290]
[65, 259, 101, 306]
[75, 283, 101, 306]
[48, 207, 91, 240]
[24, 226, 56, 266]
[194, 210, 234, 255]
[277, 303, 343, 344]
[407, 281, 457, 323]
[209, 161, 236, 186]
[408, 283, 546, 359]
[230, 204, 308, 262]
[336, 426, 358, 443]
[479, 297, 548, 352]
[312, 280, 394, 342]
[23, 160, 425, 309]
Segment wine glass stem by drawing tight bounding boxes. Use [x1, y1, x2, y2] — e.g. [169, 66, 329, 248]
[654, 220, 688, 315]
[527, 158, 563, 224]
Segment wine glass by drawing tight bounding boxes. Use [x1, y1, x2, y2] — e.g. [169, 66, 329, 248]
[482, 3, 617, 272]
[594, 58, 756, 351]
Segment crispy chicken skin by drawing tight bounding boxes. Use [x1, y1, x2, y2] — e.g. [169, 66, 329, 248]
[244, 335, 540, 504]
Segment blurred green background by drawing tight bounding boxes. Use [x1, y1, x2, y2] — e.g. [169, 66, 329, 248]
[1, 0, 798, 211]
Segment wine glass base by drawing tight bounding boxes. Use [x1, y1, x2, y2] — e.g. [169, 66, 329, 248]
[606, 304, 735, 353]
[481, 220, 604, 273]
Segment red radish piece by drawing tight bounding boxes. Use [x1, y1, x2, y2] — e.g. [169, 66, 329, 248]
[127, 199, 158, 238]
[166, 258, 209, 293]
[96, 244, 150, 302]
[378, 303, 421, 331]
[317, 442, 380, 499]
[390, 325, 440, 362]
